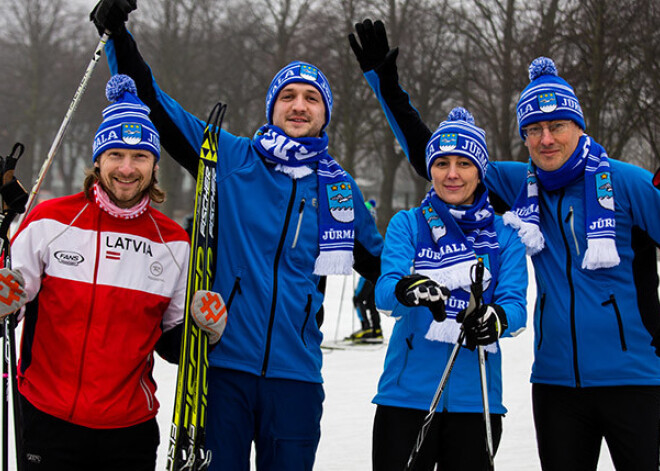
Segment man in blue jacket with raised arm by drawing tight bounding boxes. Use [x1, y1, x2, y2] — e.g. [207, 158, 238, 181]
[90, 3, 383, 471]
[349, 18, 660, 471]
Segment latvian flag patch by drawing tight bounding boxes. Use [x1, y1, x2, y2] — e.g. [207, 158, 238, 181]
[106, 250, 121, 261]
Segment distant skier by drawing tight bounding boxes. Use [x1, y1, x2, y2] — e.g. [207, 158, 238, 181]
[349, 199, 384, 343]
[0, 75, 225, 470]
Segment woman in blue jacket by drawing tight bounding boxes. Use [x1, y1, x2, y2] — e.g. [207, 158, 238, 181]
[373, 107, 527, 470]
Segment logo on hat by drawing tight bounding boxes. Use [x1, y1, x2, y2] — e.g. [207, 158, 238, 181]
[122, 123, 143, 145]
[300, 65, 319, 81]
[439, 133, 458, 152]
[538, 92, 557, 113]
[326, 182, 354, 223]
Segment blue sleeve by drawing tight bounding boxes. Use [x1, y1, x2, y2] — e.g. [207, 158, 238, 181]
[375, 210, 416, 318]
[104, 29, 208, 177]
[492, 218, 528, 338]
[615, 161, 660, 244]
[363, 71, 431, 181]
[484, 161, 528, 207]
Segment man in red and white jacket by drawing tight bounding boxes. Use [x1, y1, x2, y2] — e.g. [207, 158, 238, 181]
[0, 74, 225, 471]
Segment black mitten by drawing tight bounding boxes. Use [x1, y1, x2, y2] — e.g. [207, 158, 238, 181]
[90, 0, 137, 36]
[348, 19, 398, 75]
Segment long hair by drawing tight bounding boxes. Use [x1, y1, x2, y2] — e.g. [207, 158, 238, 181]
[83, 167, 165, 204]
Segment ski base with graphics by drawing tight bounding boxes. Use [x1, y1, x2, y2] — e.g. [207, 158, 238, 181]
[166, 103, 226, 471]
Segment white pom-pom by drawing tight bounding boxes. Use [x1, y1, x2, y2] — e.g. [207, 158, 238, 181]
[106, 74, 138, 102]
[447, 107, 475, 125]
[528, 57, 558, 81]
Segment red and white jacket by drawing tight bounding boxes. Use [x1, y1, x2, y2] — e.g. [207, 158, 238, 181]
[11, 191, 189, 429]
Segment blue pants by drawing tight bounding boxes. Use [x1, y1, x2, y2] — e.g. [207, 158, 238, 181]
[206, 368, 324, 471]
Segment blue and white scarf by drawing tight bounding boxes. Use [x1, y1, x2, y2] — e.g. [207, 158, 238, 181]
[415, 188, 500, 353]
[253, 124, 354, 275]
[503, 135, 619, 269]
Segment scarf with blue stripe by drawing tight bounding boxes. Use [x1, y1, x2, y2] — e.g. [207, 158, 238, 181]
[415, 188, 500, 353]
[253, 124, 354, 275]
[503, 135, 619, 269]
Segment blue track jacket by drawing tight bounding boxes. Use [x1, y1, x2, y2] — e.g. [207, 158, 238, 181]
[364, 68, 660, 388]
[375, 209, 527, 414]
[104, 31, 383, 384]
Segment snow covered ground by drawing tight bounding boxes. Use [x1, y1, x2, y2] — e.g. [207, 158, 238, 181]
[0, 261, 615, 469]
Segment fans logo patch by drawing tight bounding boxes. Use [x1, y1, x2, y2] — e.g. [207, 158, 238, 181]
[54, 251, 85, 266]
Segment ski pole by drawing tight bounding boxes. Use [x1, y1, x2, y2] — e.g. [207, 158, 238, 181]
[0, 143, 28, 471]
[478, 345, 494, 469]
[15, 32, 110, 231]
[333, 274, 348, 342]
[405, 329, 466, 470]
[469, 261, 495, 469]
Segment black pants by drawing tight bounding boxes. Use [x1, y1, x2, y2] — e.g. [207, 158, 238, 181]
[372, 405, 502, 471]
[354, 279, 381, 329]
[19, 394, 160, 471]
[532, 383, 660, 471]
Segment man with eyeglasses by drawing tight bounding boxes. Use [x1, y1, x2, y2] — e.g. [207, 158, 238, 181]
[349, 19, 660, 471]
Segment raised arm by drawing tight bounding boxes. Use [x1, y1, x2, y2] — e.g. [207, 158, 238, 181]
[91, 0, 205, 177]
[348, 19, 432, 180]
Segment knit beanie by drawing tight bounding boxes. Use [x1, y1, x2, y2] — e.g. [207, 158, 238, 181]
[516, 56, 585, 139]
[92, 74, 160, 161]
[265, 61, 333, 130]
[425, 107, 488, 180]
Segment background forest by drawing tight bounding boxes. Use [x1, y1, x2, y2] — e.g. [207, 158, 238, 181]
[1, 0, 658, 231]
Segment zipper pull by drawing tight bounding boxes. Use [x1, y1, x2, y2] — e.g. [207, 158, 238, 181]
[291, 198, 306, 249]
[565, 206, 581, 256]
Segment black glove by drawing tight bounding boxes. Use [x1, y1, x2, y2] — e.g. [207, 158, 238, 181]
[90, 0, 137, 36]
[348, 19, 399, 74]
[395, 275, 450, 322]
[457, 304, 508, 351]
[651, 328, 660, 357]
[0, 177, 28, 214]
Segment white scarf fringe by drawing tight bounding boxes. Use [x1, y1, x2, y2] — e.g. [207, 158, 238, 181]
[582, 238, 620, 270]
[421, 261, 475, 292]
[425, 318, 498, 354]
[503, 211, 544, 256]
[314, 250, 353, 276]
[274, 163, 314, 179]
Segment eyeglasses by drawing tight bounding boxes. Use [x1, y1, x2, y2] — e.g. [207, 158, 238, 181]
[522, 121, 573, 139]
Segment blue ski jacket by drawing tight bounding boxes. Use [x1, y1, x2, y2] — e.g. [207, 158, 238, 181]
[104, 31, 383, 384]
[375, 209, 527, 414]
[363, 68, 660, 388]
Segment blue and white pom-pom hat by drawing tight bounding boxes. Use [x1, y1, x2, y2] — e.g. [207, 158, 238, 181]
[425, 107, 489, 181]
[265, 61, 334, 131]
[92, 74, 160, 162]
[516, 57, 586, 139]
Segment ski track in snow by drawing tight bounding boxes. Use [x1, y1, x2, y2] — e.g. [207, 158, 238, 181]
[1, 260, 617, 470]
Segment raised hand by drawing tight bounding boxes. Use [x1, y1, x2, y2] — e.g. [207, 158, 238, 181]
[348, 19, 399, 74]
